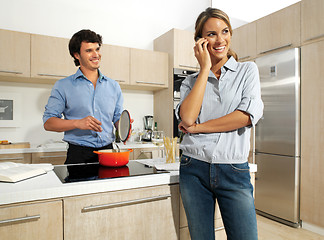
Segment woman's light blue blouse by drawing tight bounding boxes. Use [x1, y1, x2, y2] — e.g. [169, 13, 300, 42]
[176, 57, 264, 164]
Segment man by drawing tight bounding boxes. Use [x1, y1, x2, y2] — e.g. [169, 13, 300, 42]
[43, 29, 123, 164]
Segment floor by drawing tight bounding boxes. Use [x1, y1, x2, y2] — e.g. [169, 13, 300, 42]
[257, 215, 324, 240]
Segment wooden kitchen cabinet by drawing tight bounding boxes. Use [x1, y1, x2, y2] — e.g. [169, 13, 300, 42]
[130, 48, 168, 90]
[231, 21, 257, 61]
[0, 29, 30, 80]
[63, 184, 179, 240]
[256, 2, 300, 55]
[300, 40, 324, 228]
[100, 44, 130, 85]
[132, 147, 161, 160]
[154, 28, 198, 70]
[32, 151, 66, 165]
[153, 28, 199, 138]
[30, 34, 76, 83]
[0, 200, 63, 240]
[301, 0, 324, 43]
[0, 153, 32, 164]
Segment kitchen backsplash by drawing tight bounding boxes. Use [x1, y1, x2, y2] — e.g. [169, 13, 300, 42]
[0, 82, 154, 147]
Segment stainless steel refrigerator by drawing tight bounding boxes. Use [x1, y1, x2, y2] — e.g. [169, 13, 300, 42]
[254, 48, 301, 227]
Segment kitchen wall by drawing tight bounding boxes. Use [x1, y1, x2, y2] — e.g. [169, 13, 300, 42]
[0, 0, 211, 146]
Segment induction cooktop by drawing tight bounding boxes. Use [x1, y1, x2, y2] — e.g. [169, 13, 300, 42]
[53, 161, 168, 184]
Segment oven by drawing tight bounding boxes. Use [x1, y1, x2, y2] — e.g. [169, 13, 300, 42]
[173, 68, 197, 138]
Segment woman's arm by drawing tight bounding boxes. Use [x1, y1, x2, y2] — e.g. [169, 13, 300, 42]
[179, 110, 251, 134]
[179, 38, 211, 127]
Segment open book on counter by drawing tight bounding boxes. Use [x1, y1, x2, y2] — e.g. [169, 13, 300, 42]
[0, 162, 53, 183]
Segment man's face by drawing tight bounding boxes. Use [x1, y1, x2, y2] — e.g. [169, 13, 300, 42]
[74, 41, 101, 71]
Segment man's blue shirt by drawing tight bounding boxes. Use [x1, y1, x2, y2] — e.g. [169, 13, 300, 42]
[43, 68, 123, 148]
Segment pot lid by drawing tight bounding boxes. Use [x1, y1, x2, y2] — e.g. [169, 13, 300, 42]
[118, 110, 132, 143]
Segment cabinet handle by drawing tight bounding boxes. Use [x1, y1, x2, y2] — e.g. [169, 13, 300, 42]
[0, 215, 40, 225]
[305, 34, 324, 42]
[140, 150, 153, 154]
[179, 64, 199, 70]
[259, 43, 292, 54]
[0, 70, 23, 74]
[238, 56, 251, 61]
[135, 81, 165, 86]
[40, 155, 66, 159]
[115, 79, 126, 83]
[0, 157, 24, 161]
[37, 73, 68, 78]
[82, 194, 171, 213]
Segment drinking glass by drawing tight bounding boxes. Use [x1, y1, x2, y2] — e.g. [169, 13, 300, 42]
[151, 131, 164, 157]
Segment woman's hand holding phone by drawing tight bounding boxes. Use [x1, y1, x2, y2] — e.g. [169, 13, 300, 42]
[194, 37, 211, 71]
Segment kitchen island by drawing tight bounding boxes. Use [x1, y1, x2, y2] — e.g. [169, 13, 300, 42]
[0, 159, 256, 240]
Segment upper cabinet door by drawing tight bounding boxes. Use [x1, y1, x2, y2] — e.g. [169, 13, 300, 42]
[174, 29, 199, 70]
[231, 22, 257, 61]
[0, 29, 30, 78]
[31, 34, 76, 82]
[100, 44, 130, 85]
[130, 48, 168, 89]
[256, 2, 301, 55]
[301, 0, 324, 43]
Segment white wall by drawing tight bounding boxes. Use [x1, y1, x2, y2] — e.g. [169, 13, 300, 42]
[0, 0, 211, 146]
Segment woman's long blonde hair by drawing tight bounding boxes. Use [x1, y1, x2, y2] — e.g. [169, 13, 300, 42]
[194, 7, 238, 61]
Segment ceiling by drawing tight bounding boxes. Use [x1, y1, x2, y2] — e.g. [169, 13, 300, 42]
[211, 0, 301, 29]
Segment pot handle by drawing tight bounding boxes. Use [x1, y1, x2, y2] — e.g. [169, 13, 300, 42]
[128, 149, 133, 152]
[93, 151, 102, 155]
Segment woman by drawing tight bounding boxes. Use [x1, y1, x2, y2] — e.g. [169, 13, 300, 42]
[176, 8, 263, 240]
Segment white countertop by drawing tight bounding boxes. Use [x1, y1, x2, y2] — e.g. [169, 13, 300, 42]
[0, 142, 158, 154]
[0, 158, 256, 206]
[0, 159, 178, 206]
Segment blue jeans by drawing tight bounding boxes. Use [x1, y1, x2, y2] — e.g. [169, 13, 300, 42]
[180, 155, 258, 240]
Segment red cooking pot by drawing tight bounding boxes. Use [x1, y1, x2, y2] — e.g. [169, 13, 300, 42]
[93, 149, 133, 167]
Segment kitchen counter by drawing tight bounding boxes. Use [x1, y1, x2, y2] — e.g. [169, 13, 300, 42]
[0, 158, 256, 206]
[0, 159, 178, 206]
[0, 141, 158, 154]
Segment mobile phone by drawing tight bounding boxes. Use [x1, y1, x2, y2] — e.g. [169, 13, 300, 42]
[195, 36, 201, 42]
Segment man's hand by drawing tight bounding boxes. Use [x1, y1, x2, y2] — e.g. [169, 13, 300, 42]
[75, 116, 103, 132]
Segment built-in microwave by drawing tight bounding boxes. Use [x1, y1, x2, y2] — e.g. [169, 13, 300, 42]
[173, 68, 197, 138]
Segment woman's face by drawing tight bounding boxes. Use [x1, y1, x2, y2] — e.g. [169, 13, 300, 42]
[202, 17, 231, 63]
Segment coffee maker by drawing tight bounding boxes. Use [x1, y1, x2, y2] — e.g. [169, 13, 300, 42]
[142, 115, 153, 142]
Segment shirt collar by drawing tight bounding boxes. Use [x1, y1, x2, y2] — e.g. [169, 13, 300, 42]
[73, 68, 106, 82]
[192, 56, 239, 79]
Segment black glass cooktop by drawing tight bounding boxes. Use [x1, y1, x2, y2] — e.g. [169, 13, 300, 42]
[53, 161, 167, 184]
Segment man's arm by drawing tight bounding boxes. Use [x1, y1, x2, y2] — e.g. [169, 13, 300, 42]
[44, 116, 103, 132]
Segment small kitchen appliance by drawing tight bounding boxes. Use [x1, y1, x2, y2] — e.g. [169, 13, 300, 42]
[142, 115, 154, 142]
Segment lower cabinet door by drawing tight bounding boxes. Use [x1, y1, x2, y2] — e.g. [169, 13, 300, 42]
[63, 184, 179, 240]
[0, 200, 63, 240]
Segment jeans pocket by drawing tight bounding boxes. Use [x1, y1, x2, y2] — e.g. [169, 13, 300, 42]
[230, 162, 250, 172]
[180, 155, 192, 167]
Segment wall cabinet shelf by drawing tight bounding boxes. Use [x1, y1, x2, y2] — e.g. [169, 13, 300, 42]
[231, 22, 257, 61]
[100, 44, 130, 85]
[301, 0, 324, 44]
[256, 2, 300, 55]
[0, 29, 168, 91]
[0, 29, 30, 80]
[130, 48, 168, 90]
[31, 34, 76, 83]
